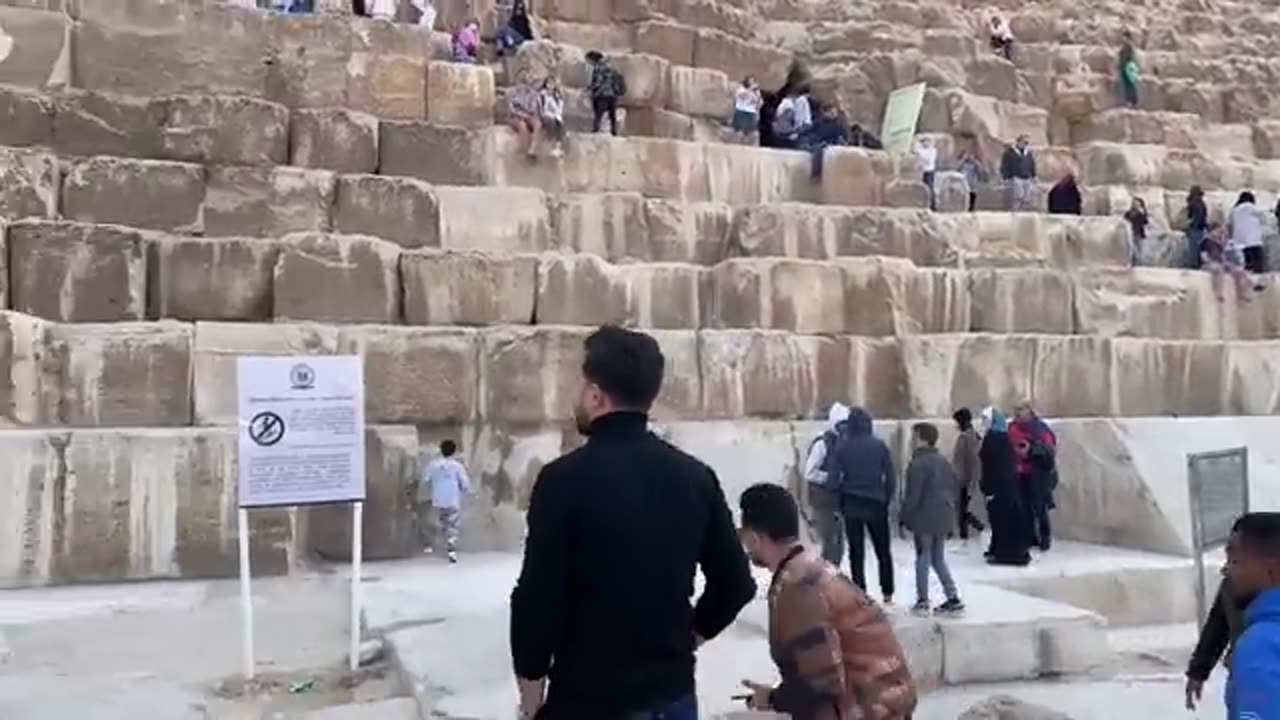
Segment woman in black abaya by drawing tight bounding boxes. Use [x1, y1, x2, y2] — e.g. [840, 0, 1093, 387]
[979, 407, 1032, 566]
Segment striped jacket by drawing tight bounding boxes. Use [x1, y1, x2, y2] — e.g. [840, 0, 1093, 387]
[768, 548, 917, 720]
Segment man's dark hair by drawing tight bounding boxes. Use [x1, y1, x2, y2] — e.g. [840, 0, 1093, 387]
[953, 408, 972, 431]
[912, 422, 939, 446]
[1235, 512, 1280, 554]
[440, 439, 457, 457]
[581, 325, 665, 410]
[1237, 191, 1256, 206]
[739, 483, 800, 542]
[585, 50, 603, 63]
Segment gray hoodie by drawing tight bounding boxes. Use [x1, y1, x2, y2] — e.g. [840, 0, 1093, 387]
[829, 407, 896, 505]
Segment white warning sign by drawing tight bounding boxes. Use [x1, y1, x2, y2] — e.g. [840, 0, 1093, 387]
[236, 355, 366, 508]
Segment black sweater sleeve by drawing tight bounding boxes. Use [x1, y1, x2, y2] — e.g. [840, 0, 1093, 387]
[510, 466, 572, 680]
[692, 469, 757, 640]
[1187, 586, 1231, 681]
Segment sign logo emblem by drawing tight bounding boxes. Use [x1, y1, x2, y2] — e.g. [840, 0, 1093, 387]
[290, 363, 316, 390]
[248, 411, 286, 447]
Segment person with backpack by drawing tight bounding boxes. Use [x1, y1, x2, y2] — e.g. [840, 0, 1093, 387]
[829, 407, 896, 605]
[804, 403, 850, 567]
[586, 50, 626, 136]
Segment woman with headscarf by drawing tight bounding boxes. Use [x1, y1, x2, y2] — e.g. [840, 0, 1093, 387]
[979, 407, 1031, 566]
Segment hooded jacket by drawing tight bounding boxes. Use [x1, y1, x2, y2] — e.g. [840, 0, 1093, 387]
[830, 407, 896, 505]
[804, 403, 849, 486]
[1227, 586, 1280, 719]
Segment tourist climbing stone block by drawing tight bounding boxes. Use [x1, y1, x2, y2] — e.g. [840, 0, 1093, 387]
[272, 232, 402, 324]
[0, 147, 57, 221]
[48, 321, 194, 426]
[347, 325, 481, 424]
[0, 6, 71, 88]
[147, 235, 280, 322]
[155, 95, 290, 167]
[535, 254, 703, 329]
[290, 107, 380, 174]
[334, 174, 440, 249]
[202, 166, 335, 237]
[401, 250, 538, 326]
[425, 61, 496, 127]
[61, 156, 204, 232]
[7, 220, 146, 323]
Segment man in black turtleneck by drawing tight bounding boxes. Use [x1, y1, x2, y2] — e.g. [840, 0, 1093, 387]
[510, 325, 756, 720]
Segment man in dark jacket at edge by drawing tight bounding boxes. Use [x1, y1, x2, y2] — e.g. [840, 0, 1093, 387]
[830, 407, 897, 604]
[510, 325, 757, 720]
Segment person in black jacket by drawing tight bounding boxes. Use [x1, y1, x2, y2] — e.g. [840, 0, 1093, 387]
[829, 406, 896, 603]
[510, 326, 756, 720]
[1186, 574, 1247, 709]
[1047, 172, 1082, 215]
[1185, 185, 1209, 269]
[979, 408, 1031, 566]
[1000, 135, 1036, 211]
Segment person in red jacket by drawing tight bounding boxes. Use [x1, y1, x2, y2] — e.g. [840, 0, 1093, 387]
[1008, 401, 1057, 552]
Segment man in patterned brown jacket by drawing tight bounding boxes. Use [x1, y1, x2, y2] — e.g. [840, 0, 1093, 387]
[738, 483, 917, 720]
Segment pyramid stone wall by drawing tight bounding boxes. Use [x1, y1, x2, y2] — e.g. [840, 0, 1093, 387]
[1, 0, 1279, 586]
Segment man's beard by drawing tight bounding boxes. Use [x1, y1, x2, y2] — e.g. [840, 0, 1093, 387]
[573, 403, 593, 436]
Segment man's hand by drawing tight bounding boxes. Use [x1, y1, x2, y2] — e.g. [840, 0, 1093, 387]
[741, 680, 772, 711]
[517, 677, 546, 719]
[1185, 677, 1204, 710]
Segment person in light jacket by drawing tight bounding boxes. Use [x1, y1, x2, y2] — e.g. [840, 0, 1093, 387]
[803, 402, 850, 566]
[901, 422, 965, 615]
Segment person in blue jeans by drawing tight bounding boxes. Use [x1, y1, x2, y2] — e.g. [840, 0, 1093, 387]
[1225, 511, 1280, 719]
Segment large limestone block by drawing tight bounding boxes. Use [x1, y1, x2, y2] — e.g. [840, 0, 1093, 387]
[263, 13, 356, 109]
[290, 107, 379, 174]
[612, 53, 671, 108]
[535, 254, 702, 329]
[862, 258, 970, 335]
[49, 321, 193, 426]
[969, 269, 1074, 334]
[900, 334, 1036, 418]
[0, 311, 52, 426]
[379, 122, 494, 185]
[433, 186, 553, 252]
[634, 20, 696, 66]
[961, 214, 1129, 270]
[699, 331, 849, 419]
[147, 235, 279, 322]
[0, 147, 57, 220]
[0, 84, 54, 148]
[401, 250, 537, 325]
[425, 61, 495, 127]
[666, 66, 732, 120]
[942, 89, 1050, 152]
[820, 148, 894, 206]
[1073, 268, 1220, 339]
[273, 232, 402, 324]
[645, 199, 732, 264]
[344, 325, 480, 424]
[203, 166, 336, 237]
[155, 95, 289, 166]
[334, 174, 438, 249]
[702, 142, 811, 205]
[508, 40, 587, 88]
[7, 220, 146, 322]
[1031, 335, 1113, 417]
[1110, 339, 1225, 417]
[692, 28, 790, 89]
[50, 89, 163, 159]
[61, 156, 203, 232]
[0, 6, 70, 88]
[191, 321, 351, 425]
[1224, 341, 1280, 415]
[552, 192, 647, 261]
[705, 258, 844, 334]
[346, 51, 428, 120]
[731, 203, 849, 260]
[1075, 142, 1180, 187]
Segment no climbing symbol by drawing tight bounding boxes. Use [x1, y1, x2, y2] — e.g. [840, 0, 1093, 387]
[248, 411, 285, 447]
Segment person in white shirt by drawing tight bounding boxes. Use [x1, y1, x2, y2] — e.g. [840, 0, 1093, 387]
[803, 402, 849, 566]
[419, 439, 472, 563]
[915, 136, 939, 211]
[368, 0, 396, 20]
[538, 77, 566, 158]
[732, 76, 763, 137]
[411, 0, 436, 28]
[1229, 191, 1268, 290]
[772, 86, 813, 149]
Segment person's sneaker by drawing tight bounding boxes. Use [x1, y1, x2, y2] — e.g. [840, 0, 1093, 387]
[910, 600, 931, 616]
[882, 595, 894, 607]
[935, 598, 966, 615]
[447, 551, 458, 564]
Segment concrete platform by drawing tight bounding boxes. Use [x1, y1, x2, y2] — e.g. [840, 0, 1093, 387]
[365, 552, 1111, 720]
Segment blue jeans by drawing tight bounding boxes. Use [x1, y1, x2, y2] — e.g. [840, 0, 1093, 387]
[1186, 227, 1204, 269]
[620, 695, 697, 720]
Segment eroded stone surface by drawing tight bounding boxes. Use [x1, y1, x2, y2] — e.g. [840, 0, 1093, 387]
[272, 232, 402, 324]
[61, 157, 203, 233]
[7, 220, 146, 323]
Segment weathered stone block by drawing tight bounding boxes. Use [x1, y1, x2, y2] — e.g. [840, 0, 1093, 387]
[645, 199, 732, 264]
[1073, 268, 1219, 339]
[692, 28, 789, 89]
[155, 94, 290, 166]
[425, 61, 495, 127]
[666, 66, 733, 120]
[1032, 335, 1113, 417]
[481, 326, 586, 424]
[346, 53, 427, 121]
[900, 334, 1036, 418]
[61, 156, 203, 232]
[433, 186, 553, 252]
[820, 148, 893, 206]
[192, 321, 351, 425]
[401, 250, 537, 325]
[0, 310, 52, 426]
[273, 232, 402, 324]
[345, 325, 480, 424]
[0, 147, 57, 220]
[49, 321, 194, 426]
[8, 220, 146, 322]
[700, 331, 849, 419]
[51, 89, 163, 158]
[290, 107, 380, 174]
[203, 166, 335, 237]
[0, 6, 71, 88]
[613, 53, 671, 108]
[1224, 341, 1280, 415]
[705, 258, 844, 334]
[379, 122, 493, 185]
[844, 258, 970, 335]
[0, 85, 54, 148]
[552, 192, 647, 260]
[634, 20, 696, 66]
[969, 268, 1075, 333]
[334, 174, 439, 249]
[147, 235, 280, 321]
[536, 254, 703, 329]
[1111, 339, 1225, 417]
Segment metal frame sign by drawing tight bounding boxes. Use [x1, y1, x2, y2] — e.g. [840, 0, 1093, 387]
[237, 355, 366, 508]
[1188, 446, 1249, 624]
